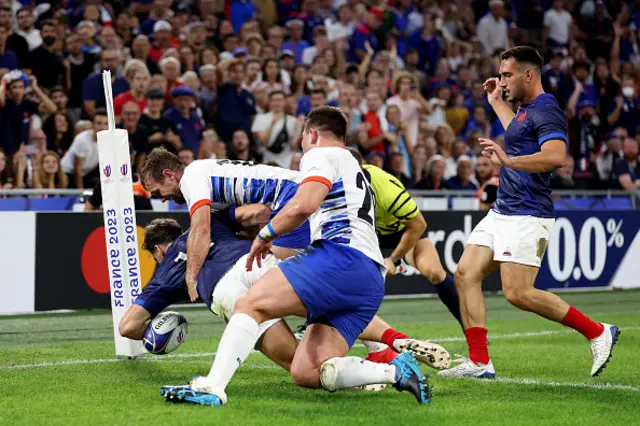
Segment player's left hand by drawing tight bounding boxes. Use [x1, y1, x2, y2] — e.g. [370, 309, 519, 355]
[186, 277, 198, 302]
[479, 138, 514, 168]
[246, 238, 272, 272]
[384, 258, 397, 276]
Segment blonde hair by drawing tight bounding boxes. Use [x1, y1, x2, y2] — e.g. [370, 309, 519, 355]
[35, 151, 68, 189]
[123, 59, 149, 81]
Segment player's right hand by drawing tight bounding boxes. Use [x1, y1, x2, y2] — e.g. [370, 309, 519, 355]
[483, 77, 503, 104]
[384, 258, 397, 277]
[246, 238, 271, 272]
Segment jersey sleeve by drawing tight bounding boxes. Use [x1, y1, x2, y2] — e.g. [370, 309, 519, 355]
[534, 101, 569, 145]
[299, 148, 336, 189]
[134, 263, 189, 318]
[179, 162, 212, 215]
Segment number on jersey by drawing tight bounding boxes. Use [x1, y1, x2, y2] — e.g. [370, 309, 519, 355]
[356, 171, 375, 226]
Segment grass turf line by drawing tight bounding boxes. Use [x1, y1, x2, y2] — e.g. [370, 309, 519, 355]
[1, 292, 639, 425]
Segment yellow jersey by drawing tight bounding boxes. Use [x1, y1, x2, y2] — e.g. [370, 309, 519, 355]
[363, 164, 419, 235]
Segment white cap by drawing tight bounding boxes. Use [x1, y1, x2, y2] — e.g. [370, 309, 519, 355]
[489, 0, 504, 7]
[153, 20, 172, 33]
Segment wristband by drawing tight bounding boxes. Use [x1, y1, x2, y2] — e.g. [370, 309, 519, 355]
[258, 222, 278, 242]
[390, 256, 402, 267]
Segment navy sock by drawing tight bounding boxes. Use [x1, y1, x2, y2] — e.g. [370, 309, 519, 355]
[435, 273, 464, 329]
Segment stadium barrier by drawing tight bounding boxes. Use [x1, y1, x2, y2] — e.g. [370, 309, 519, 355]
[0, 209, 638, 314]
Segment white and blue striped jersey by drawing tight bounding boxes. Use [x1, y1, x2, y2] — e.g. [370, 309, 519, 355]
[179, 159, 302, 215]
[299, 147, 384, 267]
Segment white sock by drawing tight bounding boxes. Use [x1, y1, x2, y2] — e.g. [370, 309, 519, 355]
[320, 357, 396, 391]
[195, 313, 260, 398]
[361, 340, 389, 354]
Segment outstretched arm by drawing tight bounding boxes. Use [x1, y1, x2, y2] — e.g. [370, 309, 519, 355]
[186, 205, 211, 301]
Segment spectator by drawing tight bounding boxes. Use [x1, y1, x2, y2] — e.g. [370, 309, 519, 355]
[131, 35, 160, 75]
[82, 49, 129, 119]
[251, 90, 300, 168]
[149, 20, 173, 63]
[163, 86, 205, 157]
[282, 20, 309, 64]
[216, 60, 256, 143]
[302, 26, 330, 65]
[416, 154, 446, 190]
[76, 20, 101, 56]
[60, 108, 109, 188]
[569, 99, 601, 179]
[139, 87, 181, 154]
[542, 51, 571, 109]
[253, 83, 269, 114]
[0, 72, 56, 162]
[229, 128, 262, 163]
[325, 4, 356, 42]
[114, 67, 150, 118]
[446, 92, 470, 135]
[366, 151, 385, 169]
[385, 151, 412, 188]
[261, 59, 288, 94]
[16, 7, 41, 51]
[159, 56, 183, 98]
[410, 144, 429, 184]
[32, 151, 68, 190]
[359, 89, 388, 157]
[476, 0, 509, 56]
[42, 111, 75, 157]
[596, 132, 623, 185]
[178, 147, 195, 166]
[0, 7, 27, 69]
[199, 64, 218, 122]
[119, 101, 149, 171]
[607, 75, 640, 136]
[385, 104, 412, 177]
[593, 58, 619, 127]
[550, 155, 576, 189]
[611, 137, 640, 192]
[243, 57, 261, 91]
[387, 73, 423, 147]
[444, 155, 478, 191]
[566, 60, 599, 120]
[64, 33, 96, 118]
[475, 155, 497, 188]
[0, 25, 17, 74]
[543, 0, 573, 50]
[348, 9, 381, 63]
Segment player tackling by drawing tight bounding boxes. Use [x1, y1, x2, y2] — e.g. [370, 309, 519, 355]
[160, 107, 431, 405]
[438, 46, 620, 379]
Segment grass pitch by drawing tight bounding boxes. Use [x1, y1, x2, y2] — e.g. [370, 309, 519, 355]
[1, 291, 640, 426]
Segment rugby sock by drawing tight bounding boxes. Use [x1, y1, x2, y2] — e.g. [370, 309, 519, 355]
[201, 313, 260, 394]
[466, 327, 490, 365]
[320, 357, 396, 391]
[381, 328, 409, 348]
[561, 306, 604, 340]
[362, 341, 398, 363]
[435, 273, 464, 329]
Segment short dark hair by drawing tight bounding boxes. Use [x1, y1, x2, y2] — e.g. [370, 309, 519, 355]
[140, 147, 184, 185]
[346, 147, 364, 165]
[93, 108, 108, 120]
[142, 218, 183, 253]
[500, 46, 544, 72]
[269, 90, 285, 99]
[572, 60, 591, 74]
[303, 106, 347, 141]
[310, 88, 327, 98]
[41, 19, 55, 30]
[16, 7, 30, 18]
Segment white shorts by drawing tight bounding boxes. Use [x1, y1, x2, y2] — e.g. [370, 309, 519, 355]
[466, 210, 555, 267]
[211, 253, 282, 337]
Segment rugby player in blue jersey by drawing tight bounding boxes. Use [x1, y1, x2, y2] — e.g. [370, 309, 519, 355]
[438, 46, 619, 379]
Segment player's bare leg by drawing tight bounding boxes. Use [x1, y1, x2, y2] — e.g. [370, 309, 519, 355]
[501, 262, 620, 376]
[359, 316, 450, 369]
[256, 320, 298, 372]
[405, 238, 463, 329]
[438, 244, 498, 379]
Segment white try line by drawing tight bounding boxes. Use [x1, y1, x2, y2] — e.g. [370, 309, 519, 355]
[3, 326, 639, 371]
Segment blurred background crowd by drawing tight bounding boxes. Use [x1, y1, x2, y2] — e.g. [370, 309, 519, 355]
[0, 0, 640, 204]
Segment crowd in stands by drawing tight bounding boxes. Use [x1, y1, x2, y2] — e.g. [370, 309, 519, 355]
[0, 0, 639, 200]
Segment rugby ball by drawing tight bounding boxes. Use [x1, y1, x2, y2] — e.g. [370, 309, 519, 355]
[143, 311, 188, 355]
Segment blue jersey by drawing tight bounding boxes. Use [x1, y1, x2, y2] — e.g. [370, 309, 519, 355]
[134, 211, 251, 316]
[493, 94, 568, 219]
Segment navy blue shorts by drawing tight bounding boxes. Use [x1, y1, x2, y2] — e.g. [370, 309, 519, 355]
[279, 240, 385, 348]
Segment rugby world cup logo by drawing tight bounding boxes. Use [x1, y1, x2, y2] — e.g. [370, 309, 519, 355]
[120, 164, 128, 176]
[104, 164, 111, 177]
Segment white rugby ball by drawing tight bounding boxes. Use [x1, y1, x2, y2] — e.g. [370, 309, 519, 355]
[143, 311, 188, 355]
